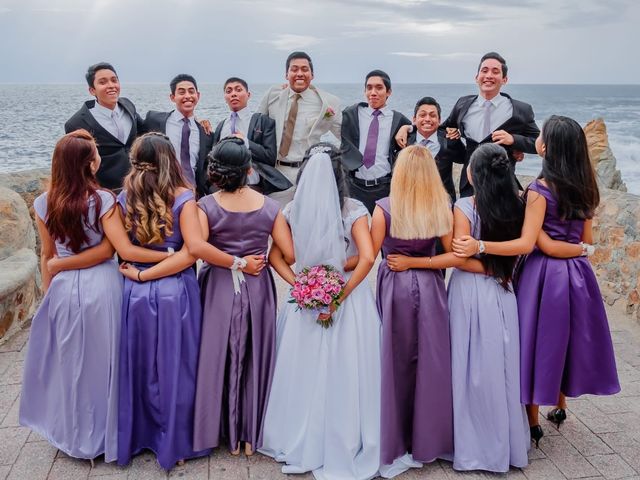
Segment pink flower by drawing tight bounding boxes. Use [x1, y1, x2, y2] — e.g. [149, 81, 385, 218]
[324, 107, 336, 119]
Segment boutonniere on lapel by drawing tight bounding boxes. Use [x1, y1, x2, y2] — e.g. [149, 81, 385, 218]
[323, 107, 336, 119]
[253, 127, 263, 134]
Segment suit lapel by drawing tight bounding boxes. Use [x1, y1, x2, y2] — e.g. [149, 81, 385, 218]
[274, 88, 289, 145]
[248, 113, 259, 141]
[80, 100, 123, 144]
[119, 99, 137, 144]
[308, 85, 326, 137]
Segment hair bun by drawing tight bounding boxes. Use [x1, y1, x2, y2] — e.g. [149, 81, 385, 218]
[490, 154, 510, 171]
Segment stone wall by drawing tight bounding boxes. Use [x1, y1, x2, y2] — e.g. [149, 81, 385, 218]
[0, 186, 38, 339]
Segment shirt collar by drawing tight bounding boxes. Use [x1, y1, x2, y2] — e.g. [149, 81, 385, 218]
[93, 100, 121, 117]
[417, 130, 439, 144]
[364, 105, 391, 117]
[477, 93, 507, 108]
[231, 106, 252, 120]
[170, 109, 194, 123]
[290, 86, 314, 101]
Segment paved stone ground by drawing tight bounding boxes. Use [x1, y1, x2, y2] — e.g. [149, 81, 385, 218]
[1, 292, 640, 479]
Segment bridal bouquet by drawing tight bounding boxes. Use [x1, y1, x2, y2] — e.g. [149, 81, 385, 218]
[289, 265, 345, 328]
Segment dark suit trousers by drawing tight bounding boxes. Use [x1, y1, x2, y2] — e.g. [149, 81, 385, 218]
[348, 178, 390, 215]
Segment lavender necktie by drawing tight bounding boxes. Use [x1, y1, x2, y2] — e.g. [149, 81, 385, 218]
[230, 111, 239, 135]
[362, 109, 382, 169]
[482, 100, 493, 139]
[181, 117, 196, 186]
[111, 111, 125, 143]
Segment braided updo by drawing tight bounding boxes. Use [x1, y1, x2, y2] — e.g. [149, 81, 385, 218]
[207, 136, 252, 192]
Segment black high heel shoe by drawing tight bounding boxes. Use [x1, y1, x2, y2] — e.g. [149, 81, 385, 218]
[530, 425, 544, 448]
[546, 408, 567, 427]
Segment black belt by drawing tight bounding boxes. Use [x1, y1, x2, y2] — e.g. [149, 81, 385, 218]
[349, 172, 391, 188]
[277, 159, 303, 168]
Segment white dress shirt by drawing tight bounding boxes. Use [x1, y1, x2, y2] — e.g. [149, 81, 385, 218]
[282, 87, 324, 164]
[220, 107, 259, 184]
[356, 105, 393, 180]
[89, 101, 133, 143]
[416, 130, 441, 158]
[462, 94, 513, 143]
[165, 110, 200, 172]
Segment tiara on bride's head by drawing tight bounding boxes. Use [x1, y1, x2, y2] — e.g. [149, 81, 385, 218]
[308, 145, 333, 156]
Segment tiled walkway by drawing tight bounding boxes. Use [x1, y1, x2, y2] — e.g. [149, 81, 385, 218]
[1, 297, 639, 479]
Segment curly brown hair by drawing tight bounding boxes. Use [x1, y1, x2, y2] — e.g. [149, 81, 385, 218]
[122, 133, 189, 245]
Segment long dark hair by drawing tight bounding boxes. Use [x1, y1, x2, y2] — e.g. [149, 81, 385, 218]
[297, 142, 350, 211]
[46, 129, 104, 253]
[470, 143, 525, 290]
[540, 115, 599, 220]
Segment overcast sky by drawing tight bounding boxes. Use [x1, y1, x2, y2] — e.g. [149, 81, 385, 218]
[1, 0, 638, 84]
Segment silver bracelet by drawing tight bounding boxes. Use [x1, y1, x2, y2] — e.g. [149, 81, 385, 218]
[230, 256, 247, 271]
[477, 240, 486, 254]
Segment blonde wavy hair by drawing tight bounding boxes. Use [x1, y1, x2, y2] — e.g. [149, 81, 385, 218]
[390, 145, 452, 239]
[122, 133, 189, 245]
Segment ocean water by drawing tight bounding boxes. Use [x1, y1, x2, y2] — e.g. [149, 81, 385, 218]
[1, 83, 639, 194]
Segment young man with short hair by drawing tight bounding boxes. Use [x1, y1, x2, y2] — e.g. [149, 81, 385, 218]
[341, 69, 411, 213]
[258, 51, 342, 204]
[65, 62, 144, 191]
[143, 74, 214, 198]
[212, 77, 291, 195]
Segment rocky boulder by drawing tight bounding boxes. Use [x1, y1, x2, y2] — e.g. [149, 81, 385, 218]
[584, 119, 627, 192]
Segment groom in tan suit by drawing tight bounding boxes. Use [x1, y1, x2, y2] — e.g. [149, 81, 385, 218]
[258, 51, 342, 204]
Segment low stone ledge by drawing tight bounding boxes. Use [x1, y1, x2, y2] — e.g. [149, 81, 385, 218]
[0, 248, 38, 339]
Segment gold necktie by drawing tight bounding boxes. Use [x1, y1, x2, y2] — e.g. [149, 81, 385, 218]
[279, 93, 301, 159]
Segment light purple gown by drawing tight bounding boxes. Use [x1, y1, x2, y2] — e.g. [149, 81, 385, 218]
[376, 197, 454, 467]
[117, 190, 209, 470]
[193, 195, 280, 452]
[20, 190, 121, 461]
[447, 197, 529, 472]
[516, 181, 620, 405]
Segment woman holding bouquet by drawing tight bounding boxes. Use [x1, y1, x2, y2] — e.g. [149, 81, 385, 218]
[370, 145, 455, 477]
[260, 143, 382, 480]
[183, 137, 294, 456]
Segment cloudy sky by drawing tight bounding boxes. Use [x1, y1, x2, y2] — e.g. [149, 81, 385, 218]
[1, 0, 638, 84]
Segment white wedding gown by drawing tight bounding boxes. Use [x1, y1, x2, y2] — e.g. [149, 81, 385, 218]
[260, 197, 382, 480]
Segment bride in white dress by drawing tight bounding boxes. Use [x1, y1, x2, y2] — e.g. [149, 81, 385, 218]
[260, 143, 381, 480]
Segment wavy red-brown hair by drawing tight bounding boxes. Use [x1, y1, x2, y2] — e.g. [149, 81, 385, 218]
[46, 129, 104, 253]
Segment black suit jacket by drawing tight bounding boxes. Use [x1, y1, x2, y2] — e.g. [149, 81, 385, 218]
[65, 98, 143, 191]
[406, 128, 465, 203]
[212, 112, 292, 195]
[340, 102, 412, 172]
[142, 110, 214, 198]
[443, 92, 539, 197]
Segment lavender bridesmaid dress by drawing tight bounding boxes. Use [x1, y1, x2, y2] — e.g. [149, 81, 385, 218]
[516, 181, 620, 405]
[447, 197, 529, 472]
[117, 190, 209, 470]
[375, 197, 453, 472]
[20, 191, 121, 461]
[192, 195, 280, 452]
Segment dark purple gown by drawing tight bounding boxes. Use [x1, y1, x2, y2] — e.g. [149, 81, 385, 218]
[516, 181, 620, 405]
[193, 195, 280, 452]
[375, 197, 454, 466]
[117, 190, 209, 470]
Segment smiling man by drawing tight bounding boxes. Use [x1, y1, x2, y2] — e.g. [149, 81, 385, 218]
[443, 52, 539, 197]
[212, 77, 291, 195]
[143, 74, 213, 198]
[65, 62, 144, 191]
[403, 96, 465, 203]
[258, 51, 342, 204]
[340, 69, 411, 213]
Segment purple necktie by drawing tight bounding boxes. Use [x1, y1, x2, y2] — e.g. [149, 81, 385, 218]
[230, 111, 239, 134]
[181, 117, 196, 186]
[362, 109, 382, 169]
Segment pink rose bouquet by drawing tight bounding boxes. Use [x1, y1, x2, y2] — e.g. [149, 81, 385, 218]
[289, 264, 345, 328]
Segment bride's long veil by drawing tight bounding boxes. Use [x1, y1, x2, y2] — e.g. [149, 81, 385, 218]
[289, 152, 346, 273]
